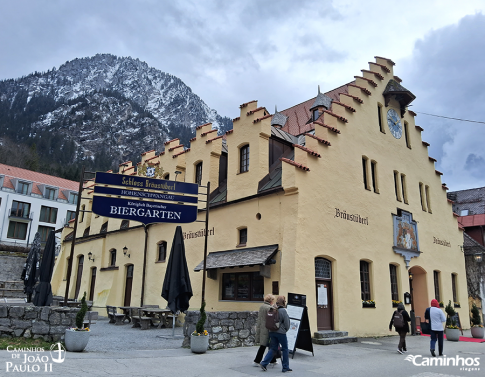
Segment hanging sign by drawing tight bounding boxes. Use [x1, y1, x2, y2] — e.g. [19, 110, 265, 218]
[92, 172, 199, 225]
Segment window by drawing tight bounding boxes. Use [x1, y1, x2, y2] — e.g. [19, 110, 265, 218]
[377, 104, 385, 133]
[404, 121, 411, 148]
[195, 162, 203, 185]
[433, 271, 440, 302]
[222, 272, 263, 301]
[400, 174, 408, 204]
[425, 185, 432, 213]
[7, 221, 28, 240]
[120, 220, 130, 229]
[313, 109, 319, 121]
[394, 171, 401, 201]
[240, 144, 250, 173]
[38, 225, 55, 243]
[460, 209, 469, 216]
[45, 187, 56, 200]
[67, 210, 76, 222]
[371, 160, 378, 193]
[362, 157, 369, 190]
[315, 258, 331, 279]
[389, 264, 399, 301]
[110, 249, 116, 266]
[238, 228, 247, 246]
[17, 181, 29, 194]
[157, 241, 167, 262]
[360, 261, 371, 301]
[419, 183, 426, 211]
[83, 226, 90, 237]
[10, 201, 31, 218]
[451, 274, 458, 303]
[69, 193, 78, 205]
[163, 173, 170, 180]
[80, 205, 85, 223]
[100, 221, 108, 233]
[40, 206, 58, 223]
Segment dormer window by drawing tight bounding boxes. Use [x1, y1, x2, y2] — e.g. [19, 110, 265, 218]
[45, 187, 56, 200]
[313, 109, 319, 121]
[69, 193, 78, 205]
[17, 181, 29, 195]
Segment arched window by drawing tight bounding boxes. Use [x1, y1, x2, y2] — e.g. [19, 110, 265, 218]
[315, 258, 331, 279]
[158, 241, 167, 262]
[360, 261, 371, 301]
[240, 145, 250, 173]
[80, 205, 85, 223]
[110, 249, 117, 267]
[389, 264, 398, 301]
[195, 162, 203, 185]
[163, 173, 170, 180]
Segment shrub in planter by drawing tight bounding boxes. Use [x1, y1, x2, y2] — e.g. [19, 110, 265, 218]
[191, 301, 209, 353]
[65, 292, 90, 352]
[444, 300, 460, 341]
[470, 303, 484, 339]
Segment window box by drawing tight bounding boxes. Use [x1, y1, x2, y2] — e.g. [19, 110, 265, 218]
[454, 303, 461, 308]
[362, 300, 375, 308]
[439, 302, 444, 308]
[392, 300, 402, 308]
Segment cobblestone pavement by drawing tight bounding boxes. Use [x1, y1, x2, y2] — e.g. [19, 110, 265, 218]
[1, 319, 484, 376]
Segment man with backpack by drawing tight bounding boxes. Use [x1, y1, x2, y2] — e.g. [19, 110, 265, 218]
[389, 302, 411, 354]
[260, 295, 292, 373]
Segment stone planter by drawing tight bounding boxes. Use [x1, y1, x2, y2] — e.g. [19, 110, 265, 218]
[445, 328, 460, 341]
[190, 334, 209, 353]
[64, 329, 90, 352]
[471, 326, 484, 339]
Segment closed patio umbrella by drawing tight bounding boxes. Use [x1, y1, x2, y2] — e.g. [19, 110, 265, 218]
[161, 226, 193, 336]
[33, 230, 56, 306]
[21, 232, 41, 302]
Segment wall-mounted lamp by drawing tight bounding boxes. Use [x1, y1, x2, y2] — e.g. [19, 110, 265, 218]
[475, 253, 483, 263]
[123, 246, 130, 258]
[404, 292, 412, 305]
[175, 171, 182, 181]
[88, 252, 95, 262]
[409, 273, 413, 280]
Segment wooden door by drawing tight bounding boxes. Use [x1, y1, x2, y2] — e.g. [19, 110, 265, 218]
[315, 258, 333, 330]
[89, 267, 97, 301]
[74, 255, 84, 299]
[124, 265, 134, 307]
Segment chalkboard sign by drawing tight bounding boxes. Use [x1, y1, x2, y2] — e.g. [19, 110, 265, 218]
[286, 298, 314, 358]
[448, 312, 463, 335]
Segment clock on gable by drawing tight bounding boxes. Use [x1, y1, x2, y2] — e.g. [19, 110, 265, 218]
[387, 108, 402, 139]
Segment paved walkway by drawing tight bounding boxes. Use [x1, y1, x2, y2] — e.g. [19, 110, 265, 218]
[1, 317, 484, 376]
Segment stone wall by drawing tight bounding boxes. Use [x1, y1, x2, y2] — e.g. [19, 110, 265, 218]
[0, 306, 79, 342]
[182, 311, 258, 350]
[0, 253, 25, 282]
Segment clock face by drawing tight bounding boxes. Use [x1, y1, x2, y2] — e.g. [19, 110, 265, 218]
[387, 109, 402, 139]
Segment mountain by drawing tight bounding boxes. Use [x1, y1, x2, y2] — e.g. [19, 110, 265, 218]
[0, 54, 232, 179]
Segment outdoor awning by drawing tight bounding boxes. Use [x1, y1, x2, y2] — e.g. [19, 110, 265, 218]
[194, 244, 278, 271]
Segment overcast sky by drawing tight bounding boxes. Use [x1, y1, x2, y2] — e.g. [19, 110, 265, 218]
[1, 0, 485, 192]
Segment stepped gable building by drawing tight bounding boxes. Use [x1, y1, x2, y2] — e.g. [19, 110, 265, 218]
[0, 164, 78, 247]
[51, 56, 467, 338]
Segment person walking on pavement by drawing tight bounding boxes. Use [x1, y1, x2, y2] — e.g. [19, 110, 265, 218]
[254, 294, 278, 366]
[389, 302, 411, 354]
[260, 295, 292, 373]
[425, 299, 446, 357]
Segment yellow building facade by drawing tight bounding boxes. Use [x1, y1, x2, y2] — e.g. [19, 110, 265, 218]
[51, 56, 468, 337]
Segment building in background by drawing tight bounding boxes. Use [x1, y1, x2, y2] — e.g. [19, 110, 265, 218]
[51, 56, 467, 338]
[0, 163, 78, 249]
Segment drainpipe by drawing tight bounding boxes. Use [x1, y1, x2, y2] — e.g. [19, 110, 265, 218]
[0, 193, 9, 241]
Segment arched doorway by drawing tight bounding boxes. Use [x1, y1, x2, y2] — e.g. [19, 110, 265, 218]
[74, 255, 84, 299]
[315, 257, 333, 330]
[124, 265, 134, 307]
[408, 266, 428, 320]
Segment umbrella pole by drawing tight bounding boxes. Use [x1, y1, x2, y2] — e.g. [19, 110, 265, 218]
[201, 181, 210, 306]
[172, 313, 175, 337]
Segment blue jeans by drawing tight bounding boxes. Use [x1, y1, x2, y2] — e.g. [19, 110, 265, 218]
[261, 332, 290, 371]
[430, 330, 444, 355]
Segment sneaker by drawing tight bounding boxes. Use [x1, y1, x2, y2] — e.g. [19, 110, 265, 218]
[397, 349, 403, 354]
[430, 349, 436, 357]
[402, 349, 407, 353]
[253, 362, 260, 367]
[282, 369, 293, 373]
[260, 364, 267, 372]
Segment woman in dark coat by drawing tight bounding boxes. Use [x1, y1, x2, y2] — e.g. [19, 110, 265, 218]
[389, 302, 411, 354]
[254, 294, 277, 365]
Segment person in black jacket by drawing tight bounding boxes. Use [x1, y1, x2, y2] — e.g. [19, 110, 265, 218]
[389, 303, 411, 354]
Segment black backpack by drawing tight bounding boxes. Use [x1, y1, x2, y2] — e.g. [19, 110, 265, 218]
[265, 307, 280, 331]
[393, 310, 405, 329]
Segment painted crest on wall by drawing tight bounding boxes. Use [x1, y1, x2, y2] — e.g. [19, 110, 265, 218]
[392, 210, 421, 268]
[137, 162, 164, 178]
